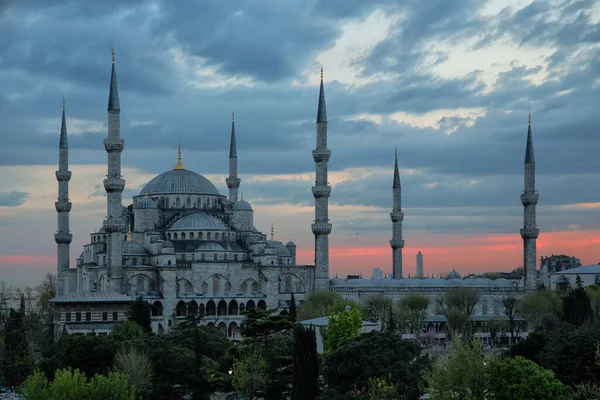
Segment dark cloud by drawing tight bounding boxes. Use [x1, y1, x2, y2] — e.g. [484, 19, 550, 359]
[0, 191, 29, 207]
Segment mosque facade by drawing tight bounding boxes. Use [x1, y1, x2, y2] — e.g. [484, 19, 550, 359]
[51, 52, 537, 340]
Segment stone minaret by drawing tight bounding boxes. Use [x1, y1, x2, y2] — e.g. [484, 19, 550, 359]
[416, 251, 423, 278]
[520, 113, 539, 292]
[226, 111, 241, 203]
[104, 49, 126, 293]
[312, 67, 332, 291]
[55, 99, 72, 297]
[390, 149, 405, 279]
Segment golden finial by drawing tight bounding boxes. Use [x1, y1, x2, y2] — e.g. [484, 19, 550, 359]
[62, 98, 65, 111]
[111, 47, 115, 64]
[173, 143, 186, 170]
[270, 223, 274, 241]
[144, 192, 149, 199]
[528, 112, 531, 126]
[232, 110, 235, 121]
[127, 226, 132, 241]
[320, 65, 323, 80]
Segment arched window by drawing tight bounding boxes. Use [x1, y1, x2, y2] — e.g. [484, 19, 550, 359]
[257, 300, 267, 310]
[175, 197, 181, 208]
[197, 197, 201, 208]
[224, 282, 232, 293]
[228, 322, 238, 338]
[246, 300, 256, 310]
[206, 301, 216, 315]
[217, 300, 227, 316]
[214, 233, 220, 241]
[176, 301, 187, 317]
[174, 233, 178, 240]
[213, 253, 218, 261]
[207, 232, 211, 240]
[207, 198, 211, 208]
[212, 275, 220, 293]
[284, 275, 292, 292]
[186, 197, 191, 208]
[152, 301, 163, 317]
[181, 232, 186, 240]
[228, 301, 238, 315]
[201, 253, 206, 261]
[218, 322, 227, 336]
[199, 232, 203, 240]
[190, 232, 195, 239]
[199, 303, 205, 315]
[167, 233, 172, 240]
[188, 301, 198, 315]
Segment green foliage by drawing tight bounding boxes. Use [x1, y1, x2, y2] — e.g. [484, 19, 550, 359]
[292, 325, 319, 400]
[386, 306, 397, 333]
[362, 375, 400, 400]
[400, 294, 430, 340]
[483, 272, 501, 280]
[232, 346, 270, 400]
[436, 288, 478, 338]
[521, 289, 562, 330]
[324, 307, 362, 354]
[324, 331, 429, 400]
[501, 296, 522, 341]
[17, 370, 48, 400]
[87, 372, 138, 400]
[584, 285, 600, 318]
[239, 307, 294, 354]
[563, 286, 593, 327]
[111, 320, 145, 341]
[364, 294, 393, 329]
[297, 291, 365, 320]
[486, 319, 508, 347]
[425, 338, 490, 400]
[0, 309, 34, 388]
[113, 347, 153, 394]
[45, 368, 89, 400]
[127, 297, 152, 333]
[289, 292, 297, 323]
[487, 356, 570, 400]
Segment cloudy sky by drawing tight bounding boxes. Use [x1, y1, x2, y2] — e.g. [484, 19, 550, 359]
[1, 0, 600, 287]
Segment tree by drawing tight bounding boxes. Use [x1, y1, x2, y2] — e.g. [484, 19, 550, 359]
[127, 297, 152, 333]
[487, 319, 508, 347]
[362, 375, 399, 400]
[292, 325, 319, 400]
[521, 289, 562, 330]
[584, 285, 600, 318]
[436, 288, 478, 339]
[386, 306, 397, 333]
[323, 331, 430, 400]
[87, 372, 138, 400]
[400, 294, 430, 341]
[563, 286, 593, 327]
[289, 292, 297, 323]
[297, 291, 364, 320]
[239, 307, 294, 355]
[487, 356, 570, 400]
[1, 309, 34, 389]
[324, 307, 362, 354]
[232, 346, 270, 400]
[111, 320, 144, 341]
[501, 296, 522, 342]
[425, 338, 490, 400]
[191, 327, 212, 399]
[364, 294, 393, 330]
[113, 347, 153, 394]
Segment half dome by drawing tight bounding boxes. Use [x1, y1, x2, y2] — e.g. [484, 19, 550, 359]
[232, 199, 253, 211]
[122, 241, 148, 256]
[140, 169, 220, 196]
[168, 213, 229, 230]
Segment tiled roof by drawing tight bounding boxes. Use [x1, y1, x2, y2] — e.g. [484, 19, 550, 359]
[51, 291, 133, 303]
[551, 264, 600, 275]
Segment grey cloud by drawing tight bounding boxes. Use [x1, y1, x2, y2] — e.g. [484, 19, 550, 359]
[0, 191, 29, 207]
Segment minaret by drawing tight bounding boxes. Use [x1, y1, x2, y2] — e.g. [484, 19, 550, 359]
[520, 113, 539, 292]
[390, 149, 405, 279]
[55, 99, 72, 297]
[312, 67, 332, 291]
[103, 49, 126, 293]
[226, 111, 241, 202]
[416, 251, 423, 278]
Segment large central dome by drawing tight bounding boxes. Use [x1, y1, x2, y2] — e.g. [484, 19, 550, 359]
[140, 169, 220, 196]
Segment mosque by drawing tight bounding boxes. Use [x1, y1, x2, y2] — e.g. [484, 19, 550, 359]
[51, 52, 537, 341]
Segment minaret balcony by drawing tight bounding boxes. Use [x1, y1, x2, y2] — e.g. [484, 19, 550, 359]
[104, 138, 124, 153]
[226, 177, 241, 188]
[312, 185, 331, 198]
[311, 221, 332, 235]
[103, 178, 125, 193]
[54, 201, 72, 213]
[390, 211, 404, 222]
[390, 238, 405, 249]
[312, 149, 331, 163]
[520, 192, 539, 206]
[55, 170, 72, 181]
[103, 219, 125, 233]
[54, 232, 73, 244]
[520, 227, 539, 239]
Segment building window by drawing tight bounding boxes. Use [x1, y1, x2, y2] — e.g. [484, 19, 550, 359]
[76, 312, 82, 322]
[65, 312, 71, 322]
[112, 312, 118, 321]
[102, 312, 108, 321]
[86, 312, 91, 321]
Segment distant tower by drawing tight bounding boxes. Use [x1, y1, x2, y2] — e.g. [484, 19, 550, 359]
[520, 113, 539, 292]
[226, 111, 241, 203]
[390, 149, 405, 279]
[312, 67, 332, 291]
[55, 99, 72, 297]
[104, 49, 126, 293]
[416, 251, 423, 278]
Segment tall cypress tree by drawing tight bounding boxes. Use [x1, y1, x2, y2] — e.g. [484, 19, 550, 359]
[0, 309, 33, 389]
[289, 292, 297, 323]
[292, 325, 319, 400]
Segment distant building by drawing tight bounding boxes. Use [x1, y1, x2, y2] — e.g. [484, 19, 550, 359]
[550, 264, 600, 291]
[416, 251, 424, 278]
[540, 254, 581, 288]
[372, 268, 384, 280]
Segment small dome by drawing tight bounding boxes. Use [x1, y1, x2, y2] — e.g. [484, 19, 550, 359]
[134, 196, 157, 209]
[267, 241, 291, 257]
[285, 241, 296, 247]
[448, 269, 461, 279]
[122, 241, 149, 256]
[197, 242, 226, 251]
[168, 213, 229, 231]
[232, 199, 253, 211]
[140, 169, 220, 196]
[556, 274, 569, 284]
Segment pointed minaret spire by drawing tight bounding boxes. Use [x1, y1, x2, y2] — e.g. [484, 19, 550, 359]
[104, 49, 126, 293]
[390, 148, 405, 279]
[226, 111, 241, 202]
[108, 48, 120, 112]
[271, 223, 275, 241]
[312, 66, 332, 291]
[173, 143, 185, 170]
[55, 99, 73, 297]
[520, 113, 539, 292]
